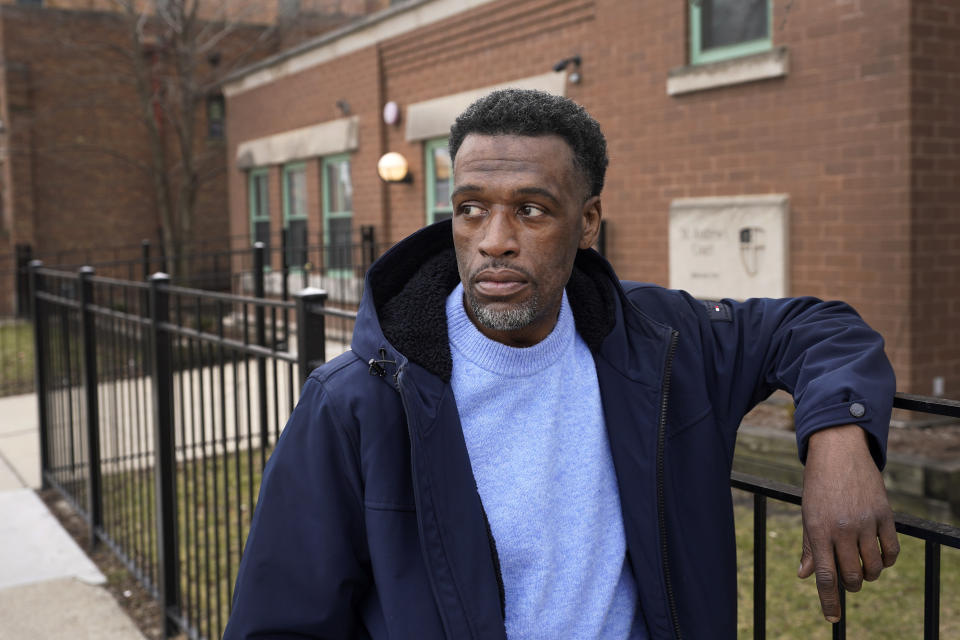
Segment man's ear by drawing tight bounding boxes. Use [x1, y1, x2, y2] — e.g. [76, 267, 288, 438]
[579, 196, 602, 250]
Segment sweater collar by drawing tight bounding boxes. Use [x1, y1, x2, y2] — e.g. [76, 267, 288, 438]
[446, 283, 576, 377]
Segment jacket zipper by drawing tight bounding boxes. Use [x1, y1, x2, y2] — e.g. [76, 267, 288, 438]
[657, 330, 682, 640]
[396, 366, 457, 639]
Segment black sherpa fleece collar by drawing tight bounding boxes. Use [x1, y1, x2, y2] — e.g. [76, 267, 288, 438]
[369, 221, 618, 383]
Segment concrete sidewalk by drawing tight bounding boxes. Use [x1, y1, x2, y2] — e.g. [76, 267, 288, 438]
[0, 392, 146, 640]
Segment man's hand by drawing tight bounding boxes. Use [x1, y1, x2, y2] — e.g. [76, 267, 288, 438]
[798, 424, 899, 623]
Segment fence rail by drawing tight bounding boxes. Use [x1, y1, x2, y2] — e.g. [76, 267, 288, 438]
[26, 260, 960, 639]
[1, 234, 387, 397]
[31, 260, 352, 640]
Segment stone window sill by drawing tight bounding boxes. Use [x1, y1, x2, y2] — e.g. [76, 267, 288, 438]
[667, 47, 789, 96]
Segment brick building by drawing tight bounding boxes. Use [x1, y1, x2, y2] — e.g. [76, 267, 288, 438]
[222, 0, 960, 396]
[0, 0, 394, 311]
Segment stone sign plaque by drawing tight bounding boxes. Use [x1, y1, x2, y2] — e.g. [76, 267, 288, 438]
[669, 195, 789, 300]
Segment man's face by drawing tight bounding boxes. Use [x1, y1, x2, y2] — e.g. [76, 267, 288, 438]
[451, 134, 602, 347]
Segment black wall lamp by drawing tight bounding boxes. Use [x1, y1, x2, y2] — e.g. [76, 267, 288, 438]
[552, 55, 582, 84]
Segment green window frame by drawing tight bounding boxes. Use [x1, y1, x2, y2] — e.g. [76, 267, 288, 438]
[690, 0, 772, 65]
[322, 154, 354, 275]
[282, 162, 308, 270]
[248, 168, 271, 265]
[425, 138, 453, 225]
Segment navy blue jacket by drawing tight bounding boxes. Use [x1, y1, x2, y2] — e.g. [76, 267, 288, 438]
[224, 221, 894, 639]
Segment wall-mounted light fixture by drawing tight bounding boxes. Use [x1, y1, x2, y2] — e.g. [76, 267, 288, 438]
[552, 55, 582, 84]
[383, 101, 401, 126]
[336, 99, 351, 116]
[378, 152, 411, 183]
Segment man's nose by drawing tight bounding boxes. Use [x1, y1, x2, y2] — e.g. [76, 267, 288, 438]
[477, 209, 519, 258]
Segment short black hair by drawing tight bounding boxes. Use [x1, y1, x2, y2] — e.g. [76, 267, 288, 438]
[448, 89, 608, 199]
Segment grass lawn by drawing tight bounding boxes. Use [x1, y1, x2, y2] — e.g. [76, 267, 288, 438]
[0, 320, 34, 395]
[99, 445, 269, 640]
[734, 490, 960, 638]
[90, 454, 960, 640]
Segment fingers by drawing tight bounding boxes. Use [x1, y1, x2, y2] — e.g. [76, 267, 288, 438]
[878, 515, 900, 568]
[859, 532, 884, 582]
[834, 525, 865, 592]
[813, 556, 841, 624]
[798, 529, 814, 579]
[802, 525, 843, 622]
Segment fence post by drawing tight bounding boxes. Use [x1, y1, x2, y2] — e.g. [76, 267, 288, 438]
[15, 244, 33, 318]
[149, 272, 180, 636]
[78, 266, 103, 550]
[141, 240, 151, 281]
[253, 243, 269, 449]
[281, 229, 289, 302]
[360, 225, 376, 272]
[29, 260, 51, 490]
[294, 287, 327, 384]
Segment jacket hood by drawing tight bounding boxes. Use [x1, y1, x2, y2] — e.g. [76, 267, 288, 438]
[353, 220, 620, 383]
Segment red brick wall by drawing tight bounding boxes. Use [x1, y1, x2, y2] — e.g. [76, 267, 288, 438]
[0, 8, 158, 260]
[226, 0, 960, 393]
[0, 0, 391, 24]
[0, 6, 282, 275]
[378, 0, 597, 241]
[910, 0, 960, 397]
[225, 46, 385, 269]
[587, 0, 915, 389]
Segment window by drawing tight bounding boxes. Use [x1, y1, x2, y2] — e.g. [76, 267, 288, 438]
[249, 169, 270, 264]
[207, 94, 225, 139]
[279, 0, 300, 18]
[425, 138, 453, 224]
[322, 155, 353, 273]
[283, 163, 308, 269]
[690, 0, 771, 65]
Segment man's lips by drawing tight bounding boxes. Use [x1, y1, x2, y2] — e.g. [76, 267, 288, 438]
[472, 269, 529, 297]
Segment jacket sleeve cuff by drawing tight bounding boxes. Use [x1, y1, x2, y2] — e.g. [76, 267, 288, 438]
[794, 398, 889, 469]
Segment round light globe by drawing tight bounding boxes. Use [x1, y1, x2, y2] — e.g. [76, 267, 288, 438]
[377, 152, 409, 182]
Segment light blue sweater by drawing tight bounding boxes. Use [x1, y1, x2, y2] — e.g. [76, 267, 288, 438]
[446, 284, 646, 639]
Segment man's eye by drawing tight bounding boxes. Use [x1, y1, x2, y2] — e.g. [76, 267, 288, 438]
[518, 205, 545, 218]
[459, 204, 486, 217]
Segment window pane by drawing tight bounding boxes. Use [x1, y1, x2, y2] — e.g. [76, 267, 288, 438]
[326, 160, 353, 213]
[252, 174, 268, 219]
[432, 146, 452, 209]
[286, 219, 307, 268]
[701, 0, 768, 50]
[328, 217, 353, 271]
[433, 211, 452, 222]
[207, 95, 225, 139]
[286, 168, 306, 218]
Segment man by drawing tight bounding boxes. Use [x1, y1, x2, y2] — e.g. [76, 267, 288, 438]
[224, 90, 898, 639]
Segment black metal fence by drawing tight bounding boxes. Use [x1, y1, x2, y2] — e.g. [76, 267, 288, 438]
[1, 232, 387, 398]
[736, 393, 960, 640]
[30, 259, 356, 640]
[27, 255, 960, 639]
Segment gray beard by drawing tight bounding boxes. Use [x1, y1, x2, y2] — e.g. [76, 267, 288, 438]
[468, 290, 540, 332]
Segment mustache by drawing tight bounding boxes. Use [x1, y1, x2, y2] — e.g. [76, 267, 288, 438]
[469, 261, 534, 282]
